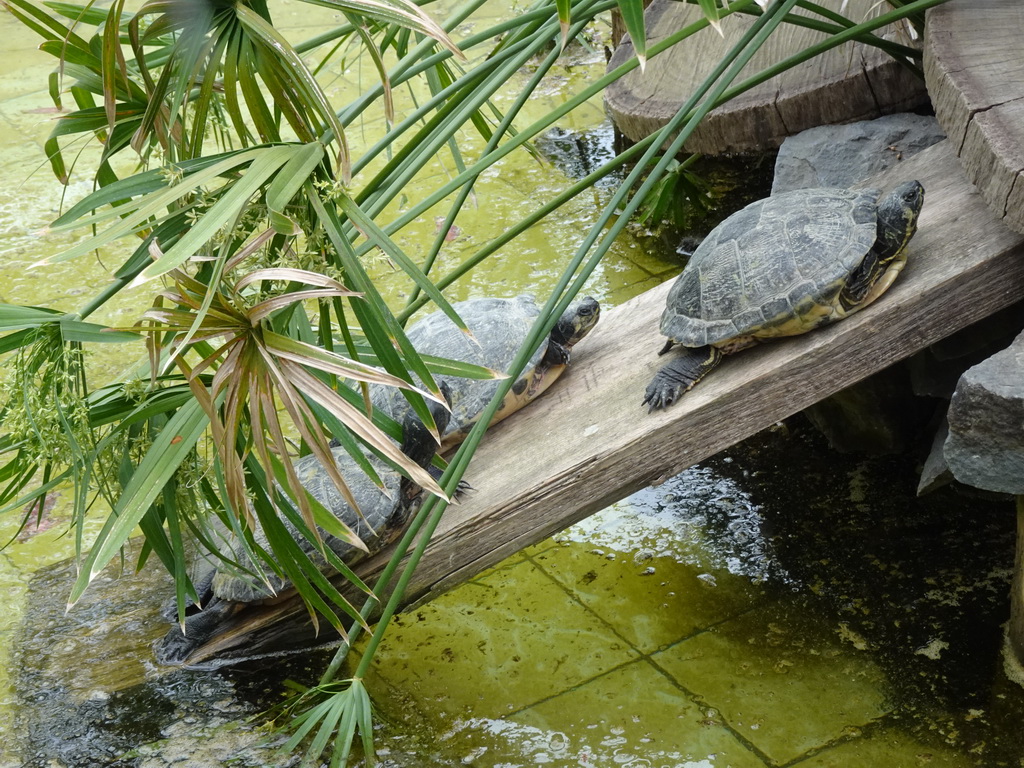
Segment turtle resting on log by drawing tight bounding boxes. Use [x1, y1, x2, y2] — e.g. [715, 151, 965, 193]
[364, 294, 598, 512]
[375, 294, 600, 449]
[156, 389, 452, 668]
[156, 296, 598, 668]
[644, 181, 925, 411]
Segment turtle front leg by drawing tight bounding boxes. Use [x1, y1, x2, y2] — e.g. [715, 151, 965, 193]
[643, 345, 723, 411]
[542, 340, 571, 367]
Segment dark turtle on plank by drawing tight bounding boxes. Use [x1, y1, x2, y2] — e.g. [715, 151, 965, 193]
[644, 181, 925, 411]
[375, 294, 600, 449]
[156, 387, 451, 668]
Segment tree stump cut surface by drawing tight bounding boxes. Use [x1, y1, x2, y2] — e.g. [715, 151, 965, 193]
[925, 0, 1024, 234]
[604, 0, 926, 154]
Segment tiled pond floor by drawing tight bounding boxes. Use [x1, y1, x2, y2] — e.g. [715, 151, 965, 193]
[356, 423, 1023, 767]
[5, 420, 1022, 767]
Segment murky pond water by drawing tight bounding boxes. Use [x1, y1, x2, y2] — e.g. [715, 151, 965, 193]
[1, 3, 1023, 768]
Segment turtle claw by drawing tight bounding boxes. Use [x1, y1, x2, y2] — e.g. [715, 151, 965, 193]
[644, 346, 722, 412]
[642, 384, 681, 413]
[452, 479, 474, 501]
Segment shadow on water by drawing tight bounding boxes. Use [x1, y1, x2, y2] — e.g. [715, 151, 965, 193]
[710, 420, 1019, 713]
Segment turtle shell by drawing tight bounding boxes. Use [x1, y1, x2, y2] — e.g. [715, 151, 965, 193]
[662, 187, 881, 348]
[374, 295, 547, 440]
[211, 447, 404, 603]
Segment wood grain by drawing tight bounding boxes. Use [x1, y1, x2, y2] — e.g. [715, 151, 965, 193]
[154, 141, 1024, 666]
[604, 0, 926, 153]
[924, 0, 1024, 234]
[361, 139, 1024, 613]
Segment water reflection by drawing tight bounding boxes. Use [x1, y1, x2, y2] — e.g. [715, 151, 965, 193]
[563, 463, 787, 586]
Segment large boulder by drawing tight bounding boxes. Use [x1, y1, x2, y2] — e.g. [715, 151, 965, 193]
[944, 330, 1024, 494]
[772, 113, 945, 194]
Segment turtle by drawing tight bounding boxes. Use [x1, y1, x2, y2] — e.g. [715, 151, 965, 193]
[643, 181, 925, 411]
[374, 294, 600, 449]
[156, 387, 452, 667]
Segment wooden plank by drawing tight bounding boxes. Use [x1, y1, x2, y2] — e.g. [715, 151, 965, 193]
[378, 139, 1024, 609]
[604, 0, 926, 154]
[147, 140, 1024, 666]
[924, 0, 1024, 234]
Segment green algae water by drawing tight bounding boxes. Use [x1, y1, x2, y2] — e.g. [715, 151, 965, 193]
[2, 4, 1023, 767]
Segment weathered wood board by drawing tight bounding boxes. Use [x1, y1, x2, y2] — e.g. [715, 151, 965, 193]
[179, 140, 1024, 656]
[925, 0, 1024, 234]
[379, 139, 1024, 609]
[605, 0, 926, 153]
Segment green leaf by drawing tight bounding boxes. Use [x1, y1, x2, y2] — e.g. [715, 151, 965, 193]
[0, 304, 61, 331]
[617, 0, 648, 69]
[133, 150, 295, 281]
[67, 399, 210, 607]
[555, 0, 571, 48]
[39, 39, 103, 72]
[697, 0, 723, 36]
[336, 193, 466, 335]
[58, 316, 142, 344]
[264, 141, 326, 220]
[307, 186, 441, 410]
[0, 328, 38, 357]
[301, 0, 463, 60]
[6, 0, 91, 48]
[44, 0, 111, 27]
[44, 148, 269, 264]
[49, 155, 226, 228]
[235, 6, 350, 177]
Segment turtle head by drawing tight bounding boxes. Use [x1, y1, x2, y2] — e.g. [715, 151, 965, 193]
[399, 381, 452, 467]
[875, 180, 925, 263]
[551, 296, 600, 349]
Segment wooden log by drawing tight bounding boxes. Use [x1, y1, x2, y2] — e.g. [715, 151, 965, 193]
[159, 140, 1024, 660]
[373, 139, 1024, 611]
[604, 0, 926, 154]
[1007, 498, 1024, 687]
[924, 0, 1024, 234]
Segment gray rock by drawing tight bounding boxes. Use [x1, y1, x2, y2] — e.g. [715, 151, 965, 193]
[917, 415, 952, 495]
[944, 330, 1024, 494]
[772, 113, 946, 194]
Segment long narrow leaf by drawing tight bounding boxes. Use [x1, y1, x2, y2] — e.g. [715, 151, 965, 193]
[0, 304, 62, 330]
[336, 193, 467, 335]
[617, 0, 647, 67]
[302, 0, 463, 59]
[43, 149, 270, 263]
[138, 146, 299, 280]
[67, 399, 210, 606]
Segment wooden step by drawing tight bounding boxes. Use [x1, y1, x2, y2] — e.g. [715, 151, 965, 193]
[605, 0, 926, 153]
[925, 0, 1024, 234]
